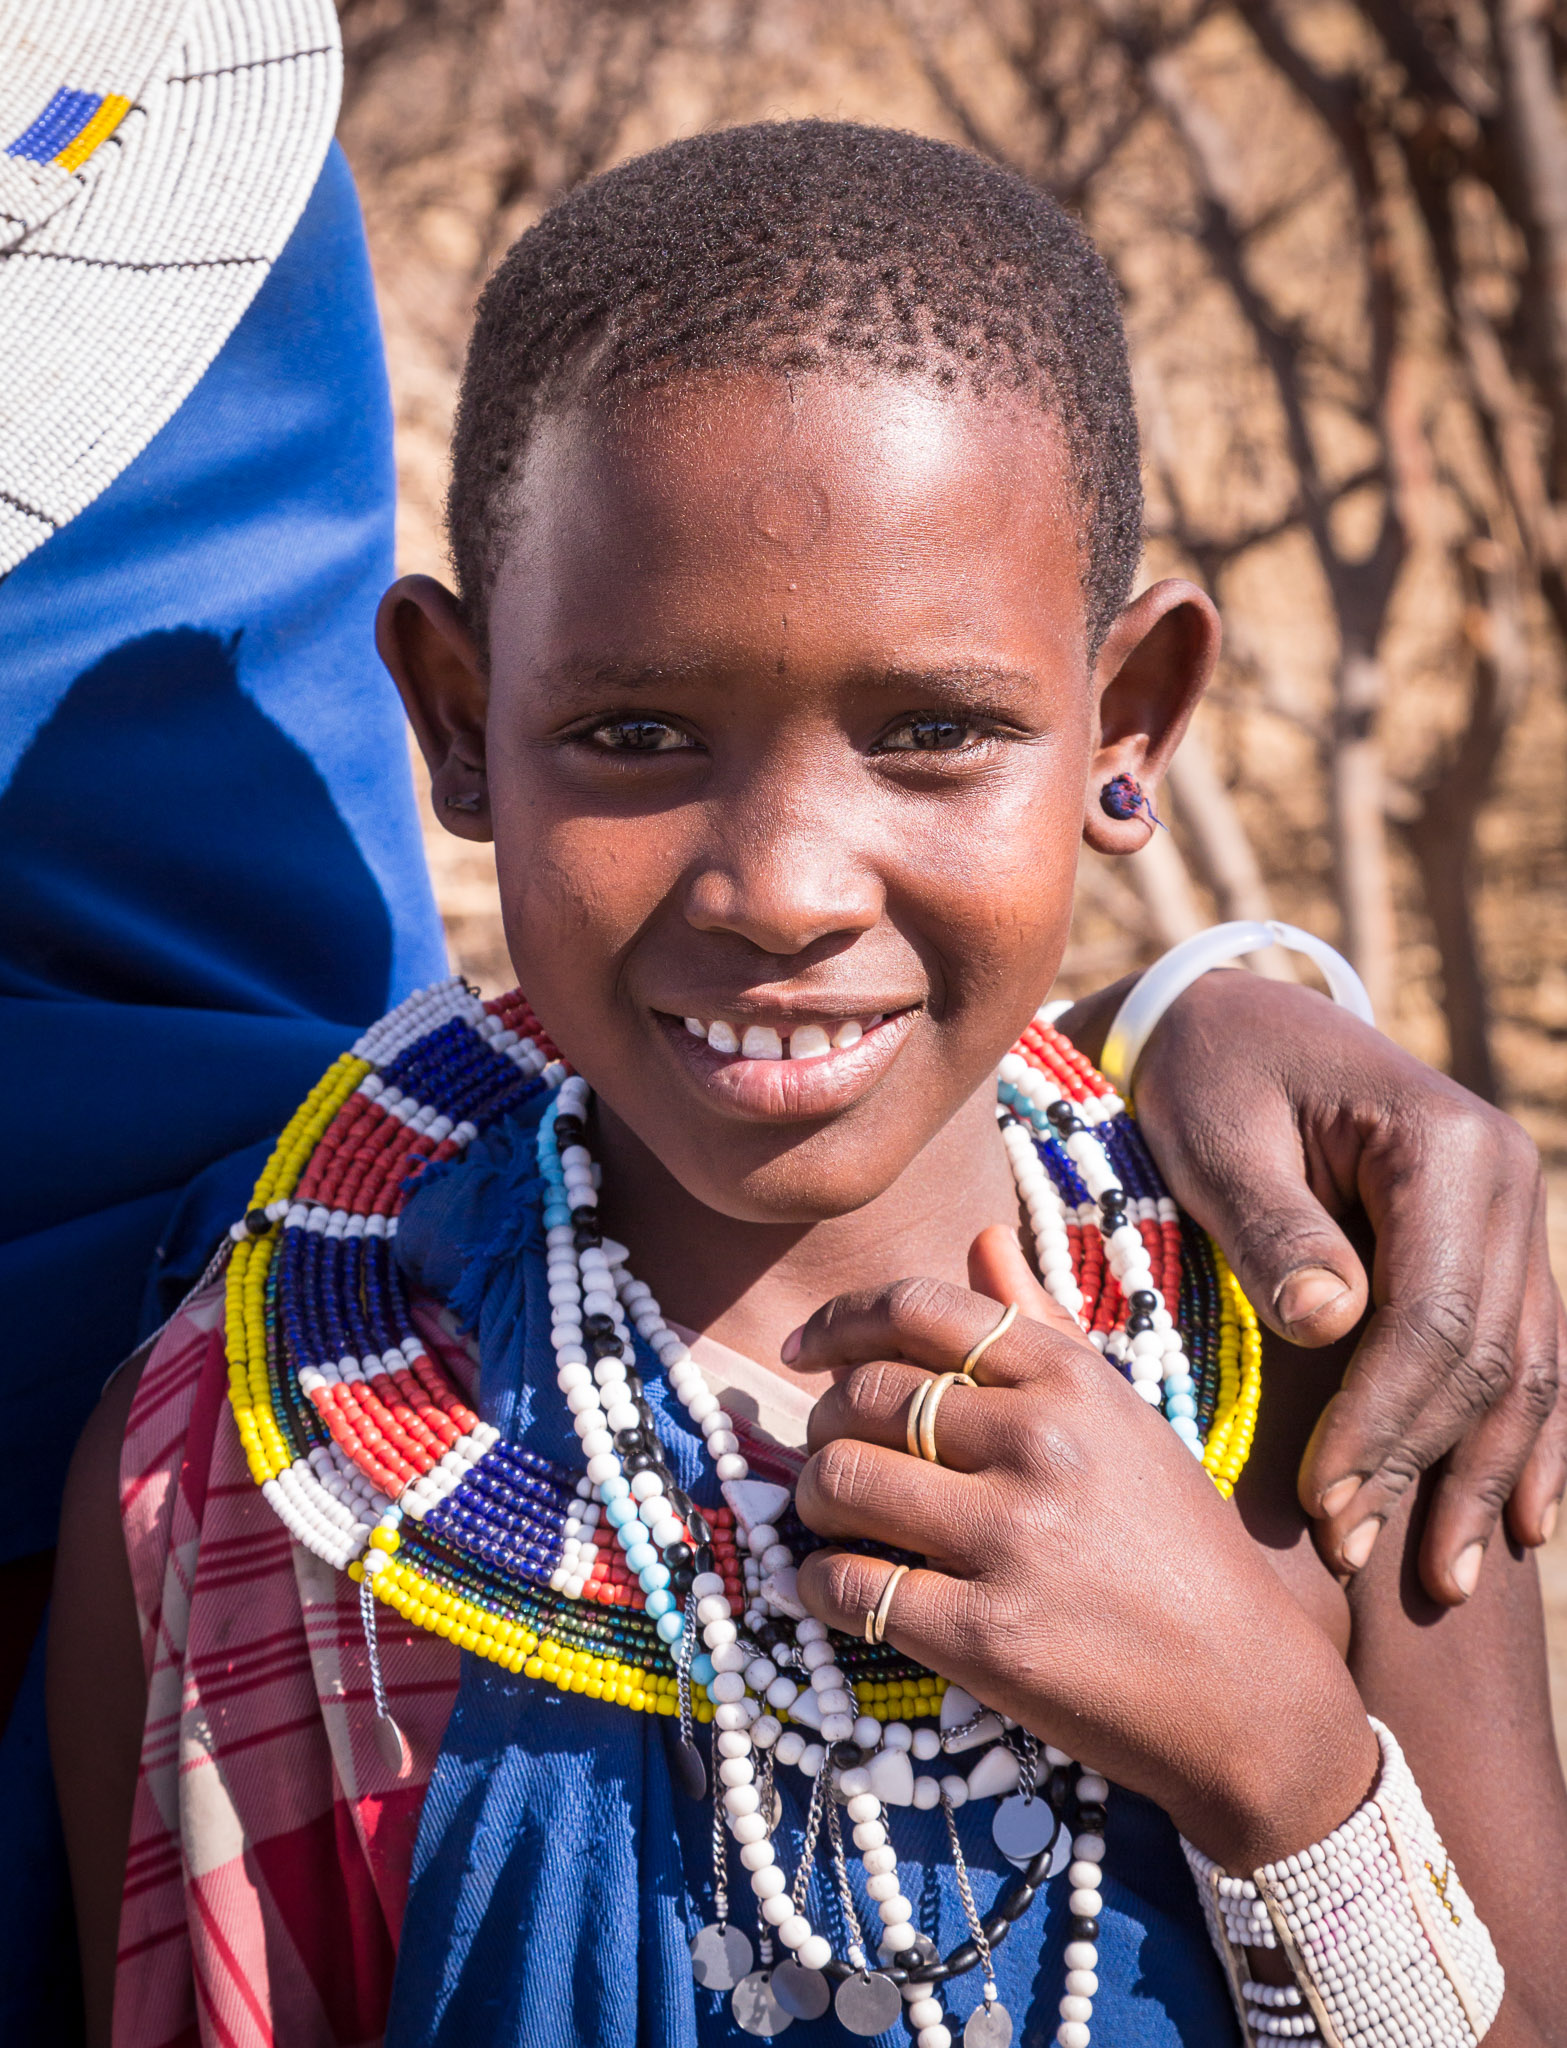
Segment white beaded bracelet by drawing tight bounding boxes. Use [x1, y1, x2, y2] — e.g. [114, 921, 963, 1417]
[1181, 1719, 1504, 2047]
[1099, 920, 1375, 1101]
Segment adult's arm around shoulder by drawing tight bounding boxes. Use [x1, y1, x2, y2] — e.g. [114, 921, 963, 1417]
[46, 1350, 149, 2048]
[1345, 1477, 1567, 2047]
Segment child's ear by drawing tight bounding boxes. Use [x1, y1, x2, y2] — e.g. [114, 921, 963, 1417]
[1082, 578, 1220, 856]
[376, 574, 492, 841]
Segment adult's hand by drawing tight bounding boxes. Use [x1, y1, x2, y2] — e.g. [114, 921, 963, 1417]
[788, 1265, 1377, 1874]
[1060, 970, 1567, 1606]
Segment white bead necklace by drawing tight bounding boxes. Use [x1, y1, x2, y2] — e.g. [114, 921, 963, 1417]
[535, 1043, 1194, 2048]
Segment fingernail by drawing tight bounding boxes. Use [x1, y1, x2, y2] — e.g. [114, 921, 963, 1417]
[1542, 1499, 1561, 1544]
[1319, 1477, 1362, 1519]
[1452, 1541, 1485, 1599]
[781, 1326, 803, 1365]
[1341, 1518, 1381, 1571]
[1277, 1266, 1349, 1331]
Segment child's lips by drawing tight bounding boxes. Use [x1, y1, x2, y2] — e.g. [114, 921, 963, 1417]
[654, 1007, 919, 1119]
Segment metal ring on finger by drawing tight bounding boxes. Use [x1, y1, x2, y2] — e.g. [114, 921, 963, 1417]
[960, 1298, 1018, 1377]
[865, 1562, 909, 1644]
[916, 1370, 974, 1464]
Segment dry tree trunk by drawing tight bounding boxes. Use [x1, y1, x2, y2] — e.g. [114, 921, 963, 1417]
[1126, 828, 1208, 948]
[1399, 554, 1530, 1100]
[1163, 728, 1298, 979]
[1328, 645, 1398, 1023]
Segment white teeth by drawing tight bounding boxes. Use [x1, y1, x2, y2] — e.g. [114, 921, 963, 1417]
[787, 1024, 832, 1060]
[691, 1014, 886, 1058]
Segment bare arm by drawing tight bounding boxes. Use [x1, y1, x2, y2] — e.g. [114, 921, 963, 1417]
[1236, 1322, 1567, 2047]
[46, 1354, 148, 2048]
[1346, 1480, 1567, 2046]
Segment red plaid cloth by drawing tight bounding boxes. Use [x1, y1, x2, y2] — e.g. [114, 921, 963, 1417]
[113, 1279, 799, 2045]
[115, 1276, 461, 2048]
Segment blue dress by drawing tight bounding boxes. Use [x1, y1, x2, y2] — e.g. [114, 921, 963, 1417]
[387, 1108, 1240, 2048]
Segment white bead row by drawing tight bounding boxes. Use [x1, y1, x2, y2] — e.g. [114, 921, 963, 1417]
[1183, 1720, 1503, 2048]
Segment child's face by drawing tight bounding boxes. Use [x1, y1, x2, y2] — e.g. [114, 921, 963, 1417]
[386, 370, 1214, 1224]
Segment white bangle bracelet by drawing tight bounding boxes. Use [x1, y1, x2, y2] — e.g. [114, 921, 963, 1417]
[1100, 920, 1375, 1101]
[1182, 1718, 1504, 2047]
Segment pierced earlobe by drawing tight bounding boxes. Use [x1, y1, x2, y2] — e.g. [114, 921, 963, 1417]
[1099, 774, 1166, 831]
[444, 791, 483, 814]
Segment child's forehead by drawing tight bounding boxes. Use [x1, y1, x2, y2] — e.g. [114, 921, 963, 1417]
[491, 369, 1089, 667]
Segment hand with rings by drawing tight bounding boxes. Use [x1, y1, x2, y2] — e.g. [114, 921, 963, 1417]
[784, 1229, 1378, 1875]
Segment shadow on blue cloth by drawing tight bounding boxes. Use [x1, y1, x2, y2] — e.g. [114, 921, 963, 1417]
[0, 140, 447, 2045]
[0, 624, 392, 1015]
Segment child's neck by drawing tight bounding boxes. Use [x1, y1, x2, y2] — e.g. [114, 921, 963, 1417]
[592, 1081, 1020, 1401]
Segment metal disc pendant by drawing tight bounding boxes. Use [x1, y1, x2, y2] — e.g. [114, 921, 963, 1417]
[992, 1792, 1057, 1863]
[690, 1922, 753, 1993]
[964, 2000, 1015, 2048]
[771, 1959, 831, 2020]
[667, 1727, 708, 1801]
[733, 1969, 794, 2035]
[372, 1713, 411, 1779]
[834, 1971, 903, 2036]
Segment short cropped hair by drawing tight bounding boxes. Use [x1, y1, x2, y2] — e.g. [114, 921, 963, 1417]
[449, 119, 1142, 654]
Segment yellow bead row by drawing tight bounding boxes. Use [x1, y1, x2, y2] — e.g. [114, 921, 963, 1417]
[355, 1553, 700, 1714]
[1202, 1243, 1262, 1499]
[855, 1676, 948, 1720]
[354, 1552, 947, 1726]
[223, 1053, 372, 1486]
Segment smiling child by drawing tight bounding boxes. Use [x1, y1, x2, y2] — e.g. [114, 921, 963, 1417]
[53, 121, 1567, 2048]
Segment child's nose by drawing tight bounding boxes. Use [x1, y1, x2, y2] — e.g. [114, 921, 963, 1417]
[682, 827, 883, 957]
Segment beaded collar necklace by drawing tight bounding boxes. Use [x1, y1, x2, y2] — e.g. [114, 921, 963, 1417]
[224, 977, 1260, 2048]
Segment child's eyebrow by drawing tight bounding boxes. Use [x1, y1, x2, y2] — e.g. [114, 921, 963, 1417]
[534, 655, 1037, 701]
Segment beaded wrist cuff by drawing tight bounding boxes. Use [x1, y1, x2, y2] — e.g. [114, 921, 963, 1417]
[1181, 1719, 1504, 2047]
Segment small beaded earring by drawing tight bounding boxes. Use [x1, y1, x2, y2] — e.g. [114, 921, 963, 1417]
[1100, 773, 1166, 830]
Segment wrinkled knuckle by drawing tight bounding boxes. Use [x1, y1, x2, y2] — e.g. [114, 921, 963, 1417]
[1448, 1334, 1515, 1414]
[847, 1360, 901, 1420]
[1369, 1444, 1426, 1497]
[822, 1550, 874, 1611]
[884, 1274, 956, 1338]
[1447, 1467, 1513, 1519]
[1512, 1351, 1559, 1427]
[813, 1437, 866, 1502]
[1389, 1292, 1480, 1379]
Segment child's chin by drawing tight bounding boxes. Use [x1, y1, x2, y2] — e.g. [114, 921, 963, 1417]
[663, 1137, 919, 1228]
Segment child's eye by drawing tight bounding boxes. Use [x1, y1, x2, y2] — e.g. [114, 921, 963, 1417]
[875, 715, 986, 753]
[582, 718, 694, 754]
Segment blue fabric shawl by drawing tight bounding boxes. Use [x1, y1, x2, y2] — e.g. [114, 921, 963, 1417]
[0, 142, 447, 1566]
[0, 145, 446, 2044]
[388, 1106, 1240, 2047]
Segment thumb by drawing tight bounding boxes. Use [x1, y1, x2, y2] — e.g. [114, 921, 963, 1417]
[1179, 1156, 1368, 1348]
[967, 1225, 1087, 1342]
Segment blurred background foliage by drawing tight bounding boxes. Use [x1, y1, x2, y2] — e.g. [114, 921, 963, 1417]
[335, 0, 1567, 1157]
